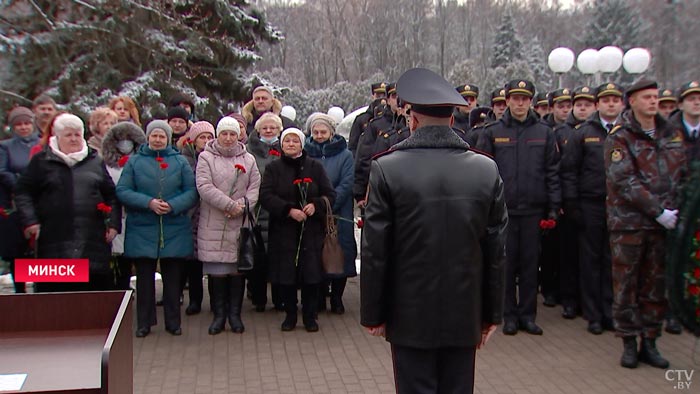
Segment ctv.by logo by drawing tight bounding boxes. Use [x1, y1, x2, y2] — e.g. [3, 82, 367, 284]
[665, 370, 694, 390]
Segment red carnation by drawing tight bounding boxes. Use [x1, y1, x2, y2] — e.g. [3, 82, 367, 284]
[235, 164, 246, 173]
[118, 155, 129, 168]
[160, 162, 169, 170]
[695, 230, 700, 241]
[155, 157, 164, 162]
[689, 285, 700, 296]
[293, 179, 302, 185]
[697, 308, 700, 318]
[303, 177, 313, 183]
[0, 207, 8, 219]
[696, 249, 700, 260]
[186, 138, 194, 145]
[695, 268, 700, 279]
[356, 218, 364, 229]
[269, 149, 281, 157]
[96, 202, 112, 214]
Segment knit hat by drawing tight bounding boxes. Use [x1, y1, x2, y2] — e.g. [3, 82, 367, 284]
[216, 116, 241, 137]
[253, 85, 274, 97]
[188, 121, 215, 141]
[281, 128, 305, 146]
[307, 113, 337, 135]
[167, 106, 190, 122]
[8, 106, 33, 127]
[227, 113, 247, 130]
[146, 120, 173, 144]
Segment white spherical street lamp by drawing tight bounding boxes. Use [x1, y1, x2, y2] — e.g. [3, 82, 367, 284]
[548, 47, 575, 88]
[597, 46, 624, 73]
[623, 48, 651, 74]
[577, 49, 600, 74]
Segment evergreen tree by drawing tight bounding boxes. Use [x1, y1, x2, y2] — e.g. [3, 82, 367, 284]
[490, 8, 521, 69]
[0, 0, 281, 121]
[524, 36, 552, 91]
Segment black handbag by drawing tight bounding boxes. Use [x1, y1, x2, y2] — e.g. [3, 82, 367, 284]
[238, 198, 264, 272]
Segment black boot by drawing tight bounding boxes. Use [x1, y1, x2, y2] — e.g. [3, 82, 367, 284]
[227, 275, 245, 333]
[302, 285, 320, 332]
[639, 337, 670, 369]
[281, 305, 297, 331]
[330, 278, 346, 314]
[208, 276, 227, 335]
[665, 317, 682, 335]
[620, 337, 638, 369]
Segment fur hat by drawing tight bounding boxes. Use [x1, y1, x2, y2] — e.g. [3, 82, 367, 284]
[102, 122, 146, 167]
[146, 120, 173, 144]
[281, 128, 305, 146]
[8, 106, 33, 127]
[188, 121, 215, 141]
[216, 117, 241, 137]
[167, 106, 190, 122]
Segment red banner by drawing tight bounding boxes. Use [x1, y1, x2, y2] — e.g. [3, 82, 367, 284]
[14, 259, 90, 282]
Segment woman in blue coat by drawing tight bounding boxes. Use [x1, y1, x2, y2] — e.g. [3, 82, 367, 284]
[116, 120, 197, 337]
[304, 114, 357, 314]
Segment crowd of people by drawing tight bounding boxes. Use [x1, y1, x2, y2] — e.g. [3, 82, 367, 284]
[1, 75, 699, 374]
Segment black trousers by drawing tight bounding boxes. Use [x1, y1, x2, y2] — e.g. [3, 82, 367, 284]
[246, 253, 283, 308]
[114, 255, 133, 291]
[180, 259, 203, 307]
[135, 257, 184, 331]
[539, 224, 560, 301]
[280, 283, 319, 319]
[391, 344, 476, 394]
[579, 199, 612, 323]
[558, 213, 580, 309]
[505, 214, 541, 323]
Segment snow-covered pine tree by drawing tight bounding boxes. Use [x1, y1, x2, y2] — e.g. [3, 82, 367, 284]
[490, 8, 521, 69]
[0, 0, 281, 121]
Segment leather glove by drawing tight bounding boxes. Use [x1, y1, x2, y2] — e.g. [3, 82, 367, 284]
[655, 209, 678, 230]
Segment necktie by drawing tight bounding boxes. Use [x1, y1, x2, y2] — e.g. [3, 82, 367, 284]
[606, 123, 613, 132]
[692, 129, 698, 139]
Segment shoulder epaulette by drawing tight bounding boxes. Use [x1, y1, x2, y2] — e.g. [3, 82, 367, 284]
[483, 121, 499, 128]
[575, 123, 584, 130]
[609, 125, 622, 135]
[371, 148, 395, 160]
[468, 146, 494, 159]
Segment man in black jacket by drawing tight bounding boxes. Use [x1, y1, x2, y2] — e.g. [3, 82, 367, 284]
[477, 79, 561, 336]
[361, 68, 507, 394]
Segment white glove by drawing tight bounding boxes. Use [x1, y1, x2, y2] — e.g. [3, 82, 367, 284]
[655, 209, 678, 230]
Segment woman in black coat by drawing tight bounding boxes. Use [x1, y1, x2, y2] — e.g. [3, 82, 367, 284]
[14, 113, 121, 292]
[260, 128, 335, 332]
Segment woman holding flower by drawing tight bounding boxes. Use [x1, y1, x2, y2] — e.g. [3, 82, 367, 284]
[116, 120, 197, 338]
[14, 113, 121, 292]
[260, 128, 335, 332]
[102, 121, 146, 289]
[196, 117, 260, 335]
[246, 112, 285, 311]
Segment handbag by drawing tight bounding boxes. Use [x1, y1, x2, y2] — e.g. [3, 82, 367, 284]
[321, 196, 344, 275]
[238, 198, 264, 272]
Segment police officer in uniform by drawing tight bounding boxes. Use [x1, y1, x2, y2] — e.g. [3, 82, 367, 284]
[669, 81, 700, 163]
[533, 92, 551, 119]
[561, 82, 624, 334]
[477, 80, 561, 336]
[361, 67, 507, 394]
[452, 84, 480, 142]
[658, 88, 678, 119]
[543, 88, 572, 128]
[348, 82, 387, 155]
[605, 80, 686, 369]
[486, 88, 507, 122]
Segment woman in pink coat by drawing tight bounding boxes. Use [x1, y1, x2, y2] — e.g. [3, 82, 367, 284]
[196, 117, 261, 335]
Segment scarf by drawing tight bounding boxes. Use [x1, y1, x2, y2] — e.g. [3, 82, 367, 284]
[49, 136, 88, 167]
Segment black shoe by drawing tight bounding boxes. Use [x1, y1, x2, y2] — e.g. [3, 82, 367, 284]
[281, 314, 297, 331]
[602, 318, 615, 331]
[665, 318, 682, 335]
[620, 337, 638, 369]
[330, 302, 345, 315]
[135, 327, 150, 338]
[543, 295, 557, 307]
[520, 321, 543, 335]
[503, 321, 518, 335]
[185, 304, 201, 316]
[166, 327, 182, 336]
[255, 305, 266, 313]
[304, 318, 319, 332]
[562, 306, 576, 319]
[587, 321, 603, 335]
[274, 303, 285, 312]
[639, 338, 670, 369]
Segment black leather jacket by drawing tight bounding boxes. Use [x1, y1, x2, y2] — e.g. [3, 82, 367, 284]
[361, 125, 507, 348]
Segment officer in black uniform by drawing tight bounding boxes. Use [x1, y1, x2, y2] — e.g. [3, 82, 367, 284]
[669, 81, 700, 163]
[533, 92, 551, 119]
[361, 67, 507, 394]
[453, 84, 480, 138]
[560, 82, 624, 334]
[543, 88, 572, 128]
[658, 88, 678, 119]
[348, 82, 387, 155]
[487, 88, 507, 122]
[477, 80, 561, 336]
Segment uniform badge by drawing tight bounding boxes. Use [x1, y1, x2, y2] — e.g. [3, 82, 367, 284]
[494, 137, 510, 143]
[380, 83, 386, 88]
[671, 135, 683, 143]
[663, 89, 673, 96]
[464, 85, 470, 91]
[585, 137, 600, 143]
[611, 149, 623, 163]
[690, 81, 699, 88]
[518, 81, 526, 88]
[562, 88, 570, 95]
[582, 87, 590, 93]
[606, 83, 616, 90]
[383, 133, 389, 138]
[499, 89, 505, 96]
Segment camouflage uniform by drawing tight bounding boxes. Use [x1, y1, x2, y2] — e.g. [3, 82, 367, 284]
[604, 110, 686, 338]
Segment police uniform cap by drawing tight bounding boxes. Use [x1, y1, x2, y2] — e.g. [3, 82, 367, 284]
[491, 88, 506, 104]
[505, 80, 535, 98]
[678, 81, 700, 101]
[371, 82, 387, 94]
[533, 92, 549, 107]
[548, 88, 572, 106]
[573, 86, 596, 102]
[396, 68, 467, 118]
[596, 82, 624, 100]
[658, 88, 678, 103]
[469, 106, 492, 128]
[456, 84, 479, 98]
[625, 79, 658, 98]
[386, 83, 397, 96]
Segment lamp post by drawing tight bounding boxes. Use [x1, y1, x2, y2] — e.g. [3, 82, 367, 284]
[548, 47, 575, 88]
